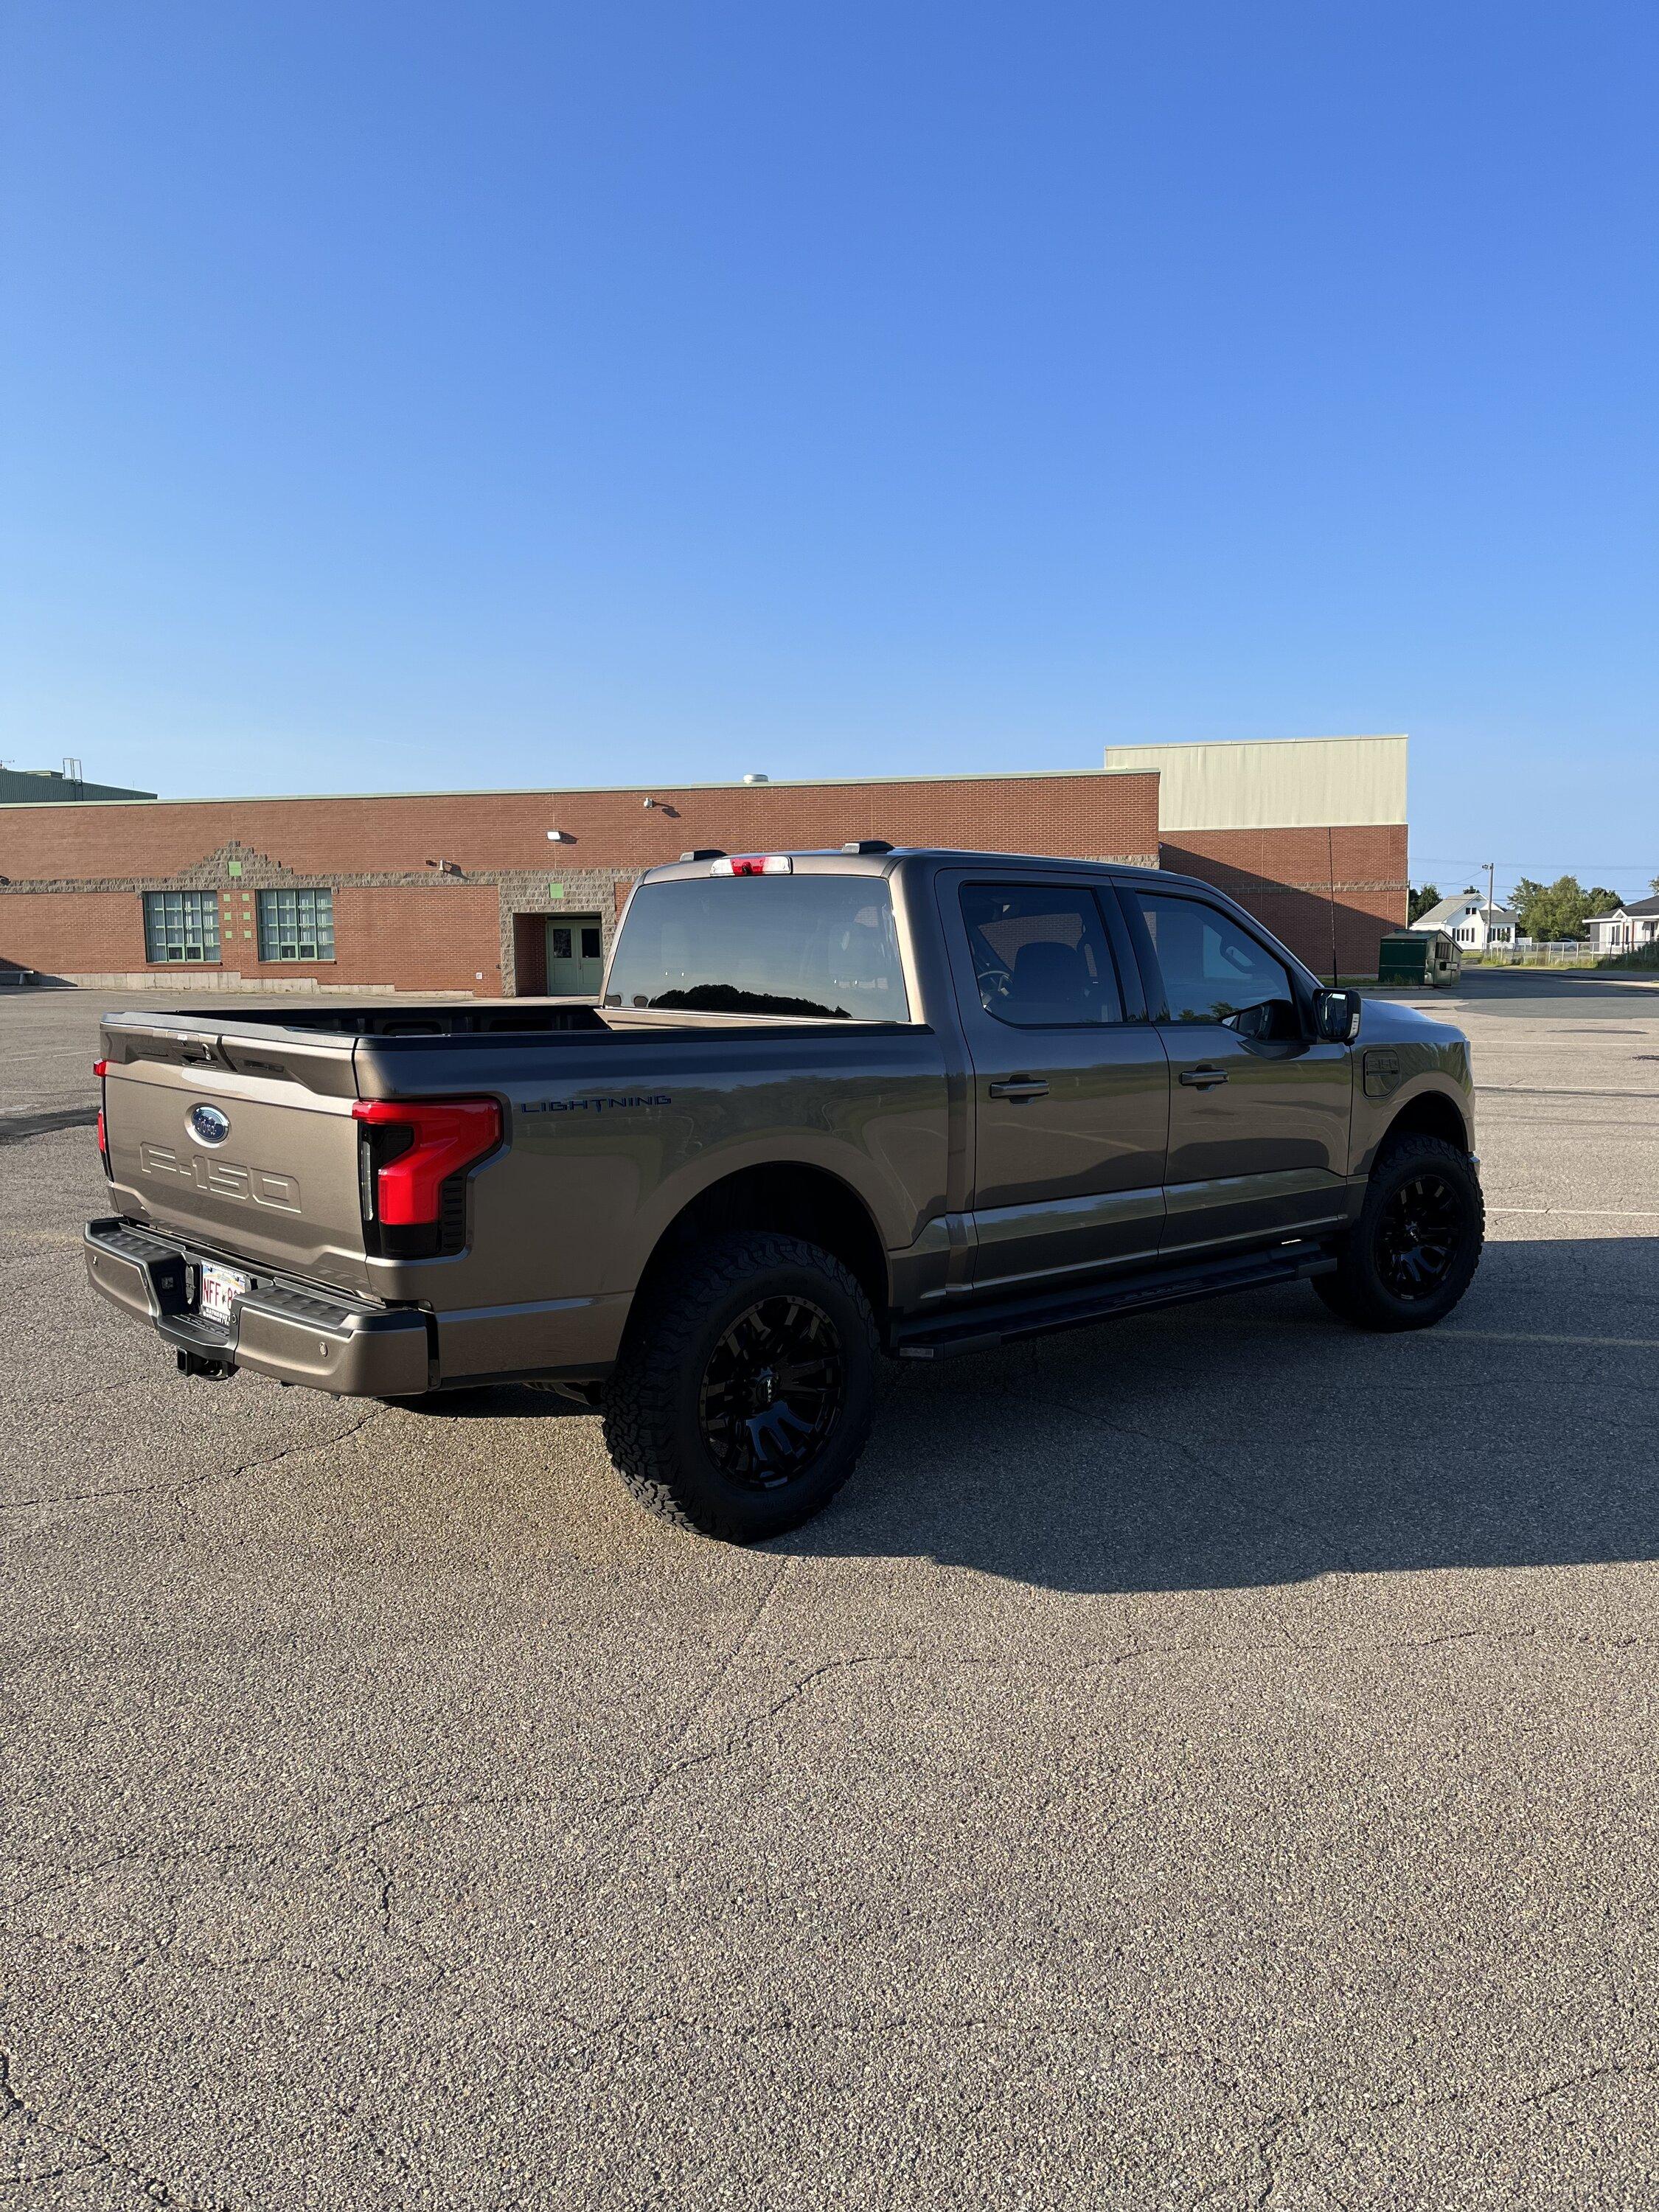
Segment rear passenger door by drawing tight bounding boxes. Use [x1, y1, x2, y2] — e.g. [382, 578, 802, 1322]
[1116, 885, 1352, 1253]
[940, 873, 1169, 1291]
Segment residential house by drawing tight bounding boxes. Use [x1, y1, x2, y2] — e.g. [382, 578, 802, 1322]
[1410, 893, 1517, 953]
[1584, 894, 1659, 957]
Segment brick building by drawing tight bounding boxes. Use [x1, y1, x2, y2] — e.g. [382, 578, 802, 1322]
[0, 740, 1408, 992]
[1102, 735, 1410, 981]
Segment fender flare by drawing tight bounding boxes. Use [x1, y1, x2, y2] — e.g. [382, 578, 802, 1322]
[599, 1133, 914, 1298]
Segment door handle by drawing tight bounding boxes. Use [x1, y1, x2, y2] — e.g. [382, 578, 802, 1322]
[988, 1077, 1050, 1102]
[1179, 1066, 1228, 1088]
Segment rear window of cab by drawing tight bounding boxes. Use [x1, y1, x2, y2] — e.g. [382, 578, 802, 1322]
[605, 876, 910, 1021]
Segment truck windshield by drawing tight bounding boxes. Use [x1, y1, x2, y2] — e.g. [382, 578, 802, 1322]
[605, 875, 910, 1021]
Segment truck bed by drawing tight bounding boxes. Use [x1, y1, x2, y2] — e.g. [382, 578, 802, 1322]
[94, 998, 947, 1380]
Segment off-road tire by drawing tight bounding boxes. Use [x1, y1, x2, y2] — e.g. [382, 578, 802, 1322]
[1314, 1133, 1484, 1332]
[602, 1231, 879, 1541]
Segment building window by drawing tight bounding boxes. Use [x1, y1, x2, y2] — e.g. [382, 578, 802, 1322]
[257, 888, 335, 962]
[143, 890, 221, 964]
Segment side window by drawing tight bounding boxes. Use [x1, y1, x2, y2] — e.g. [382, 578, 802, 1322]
[1127, 892, 1295, 1026]
[959, 885, 1124, 1028]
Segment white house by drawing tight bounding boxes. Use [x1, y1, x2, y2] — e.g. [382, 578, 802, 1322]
[1411, 893, 1517, 952]
[1584, 894, 1659, 956]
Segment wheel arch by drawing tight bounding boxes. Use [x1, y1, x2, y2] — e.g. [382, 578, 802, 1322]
[632, 1161, 891, 1320]
[1377, 1086, 1471, 1158]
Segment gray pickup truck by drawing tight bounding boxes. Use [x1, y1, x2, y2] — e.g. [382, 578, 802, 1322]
[86, 845, 1483, 1540]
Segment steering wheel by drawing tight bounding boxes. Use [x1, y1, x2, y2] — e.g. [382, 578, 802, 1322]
[976, 964, 1012, 1002]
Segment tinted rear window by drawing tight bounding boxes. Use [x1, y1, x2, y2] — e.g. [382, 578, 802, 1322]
[605, 876, 910, 1021]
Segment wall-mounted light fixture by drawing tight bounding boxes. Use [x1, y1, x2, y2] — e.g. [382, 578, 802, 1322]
[424, 858, 463, 876]
[641, 796, 657, 810]
[546, 830, 566, 842]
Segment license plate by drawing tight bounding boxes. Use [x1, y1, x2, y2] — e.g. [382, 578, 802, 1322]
[198, 1264, 249, 1326]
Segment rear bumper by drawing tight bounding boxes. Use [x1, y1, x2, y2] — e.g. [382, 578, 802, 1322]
[84, 1217, 432, 1397]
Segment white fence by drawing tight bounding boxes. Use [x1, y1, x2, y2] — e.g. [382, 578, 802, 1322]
[1472, 940, 1592, 967]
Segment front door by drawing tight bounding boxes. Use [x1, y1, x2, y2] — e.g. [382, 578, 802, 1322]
[546, 914, 605, 995]
[1116, 886, 1352, 1254]
[942, 873, 1169, 1291]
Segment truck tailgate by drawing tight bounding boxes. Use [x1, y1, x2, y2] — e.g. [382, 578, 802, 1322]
[100, 1017, 373, 1296]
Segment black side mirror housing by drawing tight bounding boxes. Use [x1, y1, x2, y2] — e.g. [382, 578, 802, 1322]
[1314, 987, 1362, 1043]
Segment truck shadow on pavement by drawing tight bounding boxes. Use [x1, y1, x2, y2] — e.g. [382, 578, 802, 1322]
[783, 1234, 1659, 1594]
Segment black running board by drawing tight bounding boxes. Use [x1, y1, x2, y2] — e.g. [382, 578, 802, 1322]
[890, 1240, 1338, 1360]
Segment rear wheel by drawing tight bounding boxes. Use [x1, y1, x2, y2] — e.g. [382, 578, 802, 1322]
[1315, 1134, 1484, 1331]
[602, 1231, 878, 1541]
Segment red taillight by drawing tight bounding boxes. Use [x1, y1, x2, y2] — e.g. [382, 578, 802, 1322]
[94, 1061, 111, 1176]
[352, 1097, 501, 1227]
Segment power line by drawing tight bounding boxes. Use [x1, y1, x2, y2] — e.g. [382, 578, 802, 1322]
[1409, 856, 1653, 871]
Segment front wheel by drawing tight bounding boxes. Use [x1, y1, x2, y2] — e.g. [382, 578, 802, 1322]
[602, 1232, 878, 1541]
[1314, 1134, 1484, 1331]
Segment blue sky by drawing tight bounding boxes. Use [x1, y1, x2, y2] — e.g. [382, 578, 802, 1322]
[3, 1, 1655, 900]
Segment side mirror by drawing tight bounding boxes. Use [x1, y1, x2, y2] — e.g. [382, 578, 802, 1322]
[1314, 987, 1362, 1044]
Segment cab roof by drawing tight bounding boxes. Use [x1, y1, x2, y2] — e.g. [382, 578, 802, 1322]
[640, 846, 1184, 888]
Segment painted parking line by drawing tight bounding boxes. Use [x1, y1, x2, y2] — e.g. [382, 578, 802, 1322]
[1489, 1206, 1659, 1219]
[1433, 1328, 1659, 1350]
[1477, 1086, 1659, 1100]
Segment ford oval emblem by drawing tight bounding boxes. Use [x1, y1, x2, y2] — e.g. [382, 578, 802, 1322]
[187, 1103, 232, 1147]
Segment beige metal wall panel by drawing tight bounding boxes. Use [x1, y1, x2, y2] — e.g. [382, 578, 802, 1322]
[1102, 735, 1408, 830]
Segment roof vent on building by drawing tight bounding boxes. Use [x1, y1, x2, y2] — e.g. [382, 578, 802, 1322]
[841, 838, 894, 855]
[678, 849, 726, 863]
[742, 772, 768, 785]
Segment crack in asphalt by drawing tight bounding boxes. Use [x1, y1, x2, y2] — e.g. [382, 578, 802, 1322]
[1187, 2053, 1659, 2211]
[0, 2046, 231, 2210]
[0, 1405, 386, 1515]
[316, 1646, 912, 1893]
[1519, 2054, 1659, 2109]
[1003, 1372, 1363, 1570]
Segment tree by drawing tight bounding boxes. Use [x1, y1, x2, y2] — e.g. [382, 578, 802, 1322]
[1511, 874, 1609, 943]
[1509, 877, 1548, 936]
[1408, 883, 1441, 925]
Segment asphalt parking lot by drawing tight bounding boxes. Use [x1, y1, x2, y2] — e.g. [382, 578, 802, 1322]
[4, 973, 1658, 2209]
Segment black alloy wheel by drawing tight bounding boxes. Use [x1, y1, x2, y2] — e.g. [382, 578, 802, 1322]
[603, 1231, 879, 1540]
[697, 1293, 846, 1488]
[1314, 1132, 1484, 1332]
[1374, 1169, 1463, 1301]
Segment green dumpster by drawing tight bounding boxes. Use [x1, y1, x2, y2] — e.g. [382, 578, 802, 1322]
[1378, 931, 1461, 987]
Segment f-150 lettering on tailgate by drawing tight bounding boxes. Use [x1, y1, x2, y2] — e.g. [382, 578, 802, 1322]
[138, 1142, 302, 1213]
